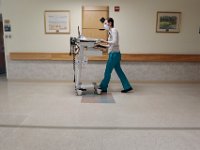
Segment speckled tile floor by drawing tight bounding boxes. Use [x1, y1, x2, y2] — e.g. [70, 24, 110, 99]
[0, 80, 200, 150]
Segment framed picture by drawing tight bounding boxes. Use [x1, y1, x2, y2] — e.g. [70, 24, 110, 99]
[156, 11, 181, 33]
[44, 10, 70, 34]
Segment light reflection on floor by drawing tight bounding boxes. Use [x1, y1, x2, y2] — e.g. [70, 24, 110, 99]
[82, 93, 115, 103]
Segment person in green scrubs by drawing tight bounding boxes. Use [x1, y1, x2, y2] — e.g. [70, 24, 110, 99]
[98, 18, 133, 93]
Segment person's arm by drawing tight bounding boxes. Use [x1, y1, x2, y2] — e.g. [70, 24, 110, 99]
[100, 39, 109, 44]
[94, 39, 109, 52]
[100, 30, 117, 45]
[94, 43, 109, 48]
[94, 44, 108, 52]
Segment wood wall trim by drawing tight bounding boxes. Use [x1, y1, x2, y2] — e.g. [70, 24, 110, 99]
[9, 52, 108, 61]
[121, 54, 200, 62]
[9, 52, 200, 62]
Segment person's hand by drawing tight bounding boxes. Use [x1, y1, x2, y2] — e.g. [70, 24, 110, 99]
[94, 43, 99, 49]
[100, 39, 107, 43]
[94, 43, 108, 52]
[96, 39, 101, 44]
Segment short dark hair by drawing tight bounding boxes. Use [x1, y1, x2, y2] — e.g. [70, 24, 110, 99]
[107, 18, 114, 27]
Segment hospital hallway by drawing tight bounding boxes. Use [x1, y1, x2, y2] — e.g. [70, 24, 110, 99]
[0, 79, 200, 150]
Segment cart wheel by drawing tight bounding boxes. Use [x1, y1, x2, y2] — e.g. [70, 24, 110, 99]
[96, 88, 102, 95]
[76, 90, 83, 96]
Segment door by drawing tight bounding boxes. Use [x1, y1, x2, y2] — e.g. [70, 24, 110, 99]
[0, 14, 6, 74]
[82, 6, 109, 40]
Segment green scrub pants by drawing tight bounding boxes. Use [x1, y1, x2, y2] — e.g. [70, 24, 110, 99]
[100, 51, 132, 91]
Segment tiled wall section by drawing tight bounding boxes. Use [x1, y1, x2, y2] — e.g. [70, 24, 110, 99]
[7, 59, 200, 82]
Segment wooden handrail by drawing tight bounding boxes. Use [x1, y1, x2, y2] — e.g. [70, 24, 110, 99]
[9, 52, 200, 62]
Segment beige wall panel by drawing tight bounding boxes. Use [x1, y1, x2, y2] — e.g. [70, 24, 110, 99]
[2, 0, 200, 54]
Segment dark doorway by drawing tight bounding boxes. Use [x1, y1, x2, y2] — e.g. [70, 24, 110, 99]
[0, 14, 6, 77]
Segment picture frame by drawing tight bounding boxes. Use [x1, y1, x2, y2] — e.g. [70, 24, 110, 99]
[156, 11, 181, 33]
[44, 10, 70, 34]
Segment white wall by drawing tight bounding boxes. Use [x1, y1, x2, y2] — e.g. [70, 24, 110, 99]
[1, 0, 200, 55]
[109, 0, 200, 54]
[0, 0, 2, 13]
